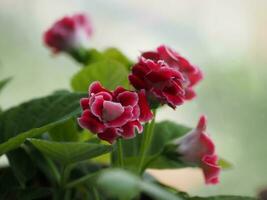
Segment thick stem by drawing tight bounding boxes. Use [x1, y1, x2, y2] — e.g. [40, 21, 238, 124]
[117, 138, 124, 168]
[138, 109, 157, 174]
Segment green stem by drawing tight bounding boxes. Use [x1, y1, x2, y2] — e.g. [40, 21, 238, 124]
[60, 165, 72, 188]
[45, 157, 61, 185]
[138, 109, 157, 174]
[117, 138, 124, 167]
[92, 187, 100, 200]
[66, 171, 99, 189]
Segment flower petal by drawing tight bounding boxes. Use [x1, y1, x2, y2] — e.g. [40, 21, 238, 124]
[129, 74, 149, 90]
[117, 91, 138, 107]
[80, 98, 89, 110]
[77, 109, 105, 133]
[90, 96, 104, 120]
[138, 90, 153, 122]
[106, 106, 133, 127]
[201, 155, 220, 185]
[89, 81, 111, 96]
[121, 121, 143, 139]
[102, 101, 124, 122]
[98, 128, 119, 144]
[184, 88, 196, 100]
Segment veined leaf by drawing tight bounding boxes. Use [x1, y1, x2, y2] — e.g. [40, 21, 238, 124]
[103, 48, 133, 69]
[29, 139, 112, 165]
[0, 91, 85, 155]
[48, 118, 79, 142]
[71, 60, 129, 92]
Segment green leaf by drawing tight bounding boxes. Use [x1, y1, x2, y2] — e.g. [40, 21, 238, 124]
[84, 48, 104, 64]
[189, 195, 257, 200]
[28, 139, 112, 165]
[113, 121, 190, 170]
[218, 158, 233, 169]
[0, 77, 11, 94]
[49, 118, 79, 142]
[18, 188, 52, 200]
[149, 121, 191, 155]
[25, 142, 61, 184]
[103, 47, 133, 69]
[0, 166, 20, 199]
[0, 91, 85, 155]
[7, 148, 37, 187]
[97, 169, 183, 200]
[71, 60, 129, 92]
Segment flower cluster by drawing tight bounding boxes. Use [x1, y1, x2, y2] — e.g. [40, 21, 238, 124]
[172, 115, 220, 184]
[44, 13, 92, 53]
[44, 14, 220, 185]
[78, 82, 153, 143]
[129, 45, 203, 108]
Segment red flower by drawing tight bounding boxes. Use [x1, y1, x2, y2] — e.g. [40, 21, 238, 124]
[142, 45, 203, 100]
[43, 13, 92, 53]
[129, 57, 185, 109]
[78, 82, 153, 143]
[174, 115, 220, 184]
[129, 45, 203, 108]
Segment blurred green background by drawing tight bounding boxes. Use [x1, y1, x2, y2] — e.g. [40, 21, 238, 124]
[0, 0, 266, 197]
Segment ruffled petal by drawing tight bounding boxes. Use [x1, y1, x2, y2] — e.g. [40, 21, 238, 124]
[77, 109, 105, 133]
[141, 51, 160, 61]
[145, 67, 183, 83]
[98, 128, 119, 144]
[80, 98, 89, 110]
[102, 101, 124, 122]
[138, 90, 153, 122]
[90, 96, 104, 120]
[120, 121, 143, 139]
[117, 91, 138, 107]
[184, 88, 196, 100]
[89, 81, 111, 95]
[105, 106, 133, 127]
[201, 155, 220, 184]
[129, 74, 149, 90]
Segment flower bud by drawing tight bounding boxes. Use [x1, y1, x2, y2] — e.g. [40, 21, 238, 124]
[166, 116, 220, 184]
[43, 13, 92, 57]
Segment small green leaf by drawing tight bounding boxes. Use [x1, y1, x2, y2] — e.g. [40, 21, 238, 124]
[97, 169, 183, 200]
[218, 158, 233, 170]
[103, 48, 133, 69]
[28, 139, 112, 165]
[71, 60, 129, 92]
[0, 91, 85, 155]
[0, 77, 12, 94]
[84, 48, 104, 64]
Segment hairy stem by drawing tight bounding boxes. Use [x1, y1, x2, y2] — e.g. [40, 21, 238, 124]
[117, 138, 124, 168]
[138, 109, 157, 174]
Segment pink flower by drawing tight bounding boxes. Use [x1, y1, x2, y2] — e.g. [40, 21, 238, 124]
[43, 13, 92, 53]
[136, 45, 203, 101]
[78, 82, 153, 143]
[174, 115, 220, 184]
[129, 57, 185, 109]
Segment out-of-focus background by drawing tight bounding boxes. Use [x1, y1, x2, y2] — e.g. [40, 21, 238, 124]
[0, 0, 266, 197]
